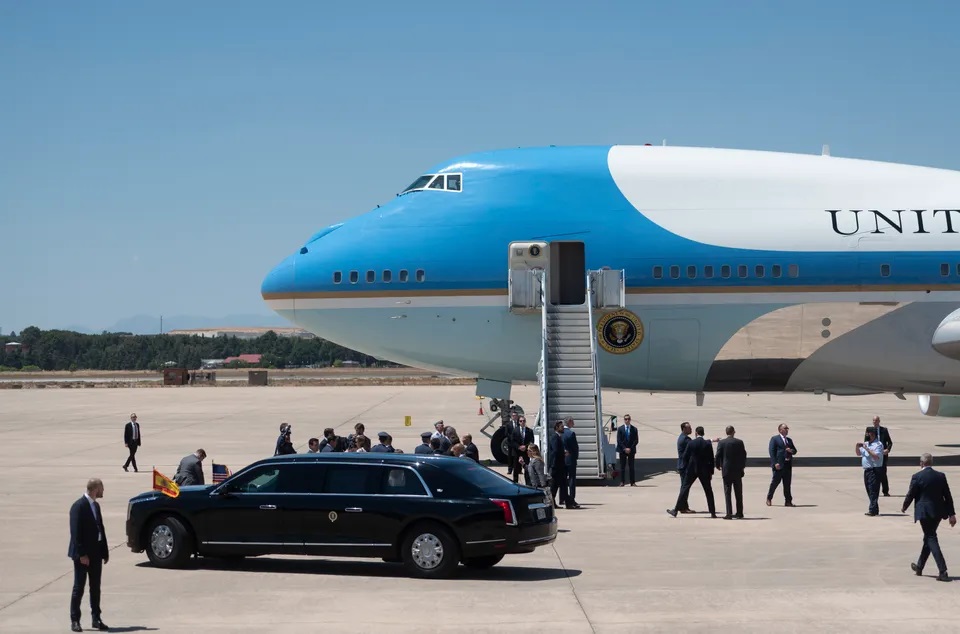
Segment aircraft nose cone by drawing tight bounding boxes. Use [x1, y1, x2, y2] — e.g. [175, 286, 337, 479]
[261, 253, 297, 299]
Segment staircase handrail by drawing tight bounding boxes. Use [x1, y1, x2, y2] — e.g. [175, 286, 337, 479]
[534, 268, 550, 469]
[585, 270, 605, 476]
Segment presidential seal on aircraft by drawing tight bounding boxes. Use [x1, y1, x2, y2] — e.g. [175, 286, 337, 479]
[597, 309, 643, 354]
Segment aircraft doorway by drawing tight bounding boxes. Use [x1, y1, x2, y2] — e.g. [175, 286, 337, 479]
[550, 242, 586, 305]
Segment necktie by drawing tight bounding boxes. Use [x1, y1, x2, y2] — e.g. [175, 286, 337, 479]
[133, 423, 138, 440]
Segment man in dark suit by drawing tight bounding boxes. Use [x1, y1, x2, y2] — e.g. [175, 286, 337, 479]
[68, 478, 109, 632]
[510, 416, 535, 485]
[616, 414, 639, 487]
[675, 422, 693, 512]
[505, 412, 520, 475]
[122, 413, 141, 472]
[902, 453, 957, 581]
[562, 417, 581, 509]
[548, 421, 568, 507]
[715, 425, 747, 519]
[462, 433, 480, 462]
[174, 449, 206, 486]
[667, 426, 717, 518]
[414, 431, 433, 454]
[766, 423, 797, 507]
[866, 416, 894, 496]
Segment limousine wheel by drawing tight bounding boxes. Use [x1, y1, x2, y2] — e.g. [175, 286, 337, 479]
[402, 523, 460, 579]
[146, 515, 192, 569]
[462, 554, 504, 569]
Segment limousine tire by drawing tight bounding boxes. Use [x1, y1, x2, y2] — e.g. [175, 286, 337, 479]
[401, 522, 460, 579]
[146, 515, 193, 569]
[462, 554, 504, 569]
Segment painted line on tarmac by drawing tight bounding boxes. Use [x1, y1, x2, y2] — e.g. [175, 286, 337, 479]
[549, 543, 597, 633]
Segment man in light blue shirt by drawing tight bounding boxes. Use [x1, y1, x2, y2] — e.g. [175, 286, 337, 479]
[858, 428, 884, 516]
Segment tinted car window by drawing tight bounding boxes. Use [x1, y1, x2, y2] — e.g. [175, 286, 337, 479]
[381, 467, 427, 496]
[224, 464, 317, 493]
[436, 459, 519, 496]
[323, 464, 381, 494]
[225, 466, 280, 493]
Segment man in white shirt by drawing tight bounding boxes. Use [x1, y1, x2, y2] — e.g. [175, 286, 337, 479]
[857, 428, 884, 516]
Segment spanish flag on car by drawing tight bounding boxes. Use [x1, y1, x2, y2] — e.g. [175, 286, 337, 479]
[153, 468, 180, 498]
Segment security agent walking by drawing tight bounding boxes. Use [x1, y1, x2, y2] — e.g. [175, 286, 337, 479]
[715, 425, 747, 519]
[548, 421, 568, 507]
[766, 423, 797, 507]
[122, 413, 141, 472]
[68, 478, 109, 632]
[857, 428, 884, 516]
[668, 426, 717, 518]
[867, 416, 894, 496]
[675, 422, 693, 512]
[562, 417, 581, 509]
[616, 415, 639, 486]
[902, 453, 957, 581]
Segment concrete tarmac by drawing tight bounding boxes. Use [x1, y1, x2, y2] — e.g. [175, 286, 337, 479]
[2, 386, 960, 632]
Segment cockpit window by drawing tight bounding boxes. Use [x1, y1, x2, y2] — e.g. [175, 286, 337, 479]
[400, 173, 463, 194]
[402, 175, 434, 193]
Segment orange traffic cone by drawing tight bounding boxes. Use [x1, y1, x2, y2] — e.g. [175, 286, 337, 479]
[478, 404, 484, 416]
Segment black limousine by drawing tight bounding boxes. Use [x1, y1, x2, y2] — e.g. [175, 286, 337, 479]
[127, 453, 557, 578]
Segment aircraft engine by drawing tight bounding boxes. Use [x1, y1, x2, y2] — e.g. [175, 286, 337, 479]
[918, 394, 960, 417]
[932, 308, 960, 361]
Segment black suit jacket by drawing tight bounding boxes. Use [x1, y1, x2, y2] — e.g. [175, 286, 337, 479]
[677, 434, 691, 471]
[510, 426, 535, 452]
[68, 496, 108, 561]
[617, 425, 639, 454]
[903, 467, 956, 522]
[548, 432, 565, 468]
[715, 436, 747, 479]
[682, 436, 715, 479]
[864, 425, 893, 452]
[123, 421, 141, 447]
[768, 435, 797, 468]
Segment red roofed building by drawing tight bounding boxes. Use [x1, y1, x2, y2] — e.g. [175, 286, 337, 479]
[223, 354, 262, 365]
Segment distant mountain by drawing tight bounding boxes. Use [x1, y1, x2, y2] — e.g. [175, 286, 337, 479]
[106, 313, 290, 335]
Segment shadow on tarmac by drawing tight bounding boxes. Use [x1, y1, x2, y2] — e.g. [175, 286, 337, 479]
[138, 558, 580, 581]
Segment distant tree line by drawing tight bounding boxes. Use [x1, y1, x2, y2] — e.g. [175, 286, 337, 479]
[0, 327, 388, 371]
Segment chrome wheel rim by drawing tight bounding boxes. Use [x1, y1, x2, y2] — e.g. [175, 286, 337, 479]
[411, 532, 444, 569]
[150, 524, 174, 559]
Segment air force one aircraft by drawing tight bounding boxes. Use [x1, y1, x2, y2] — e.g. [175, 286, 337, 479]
[262, 145, 960, 418]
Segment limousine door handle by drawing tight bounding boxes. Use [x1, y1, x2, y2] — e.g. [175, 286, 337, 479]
[344, 507, 363, 513]
[259, 504, 277, 510]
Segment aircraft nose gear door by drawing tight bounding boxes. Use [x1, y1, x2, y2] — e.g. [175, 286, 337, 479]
[508, 241, 549, 313]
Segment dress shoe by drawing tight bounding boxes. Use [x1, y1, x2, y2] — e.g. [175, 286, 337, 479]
[882, 492, 890, 497]
[122, 466, 128, 472]
[666, 509, 678, 517]
[680, 508, 695, 514]
[936, 572, 950, 582]
[630, 483, 637, 487]
[565, 502, 581, 510]
[722, 515, 733, 520]
[71, 622, 82, 632]
[710, 513, 718, 519]
[785, 502, 796, 507]
[766, 499, 772, 507]
[865, 512, 878, 516]
[91, 620, 109, 631]
[619, 483, 625, 487]
[734, 514, 744, 519]
[911, 563, 922, 576]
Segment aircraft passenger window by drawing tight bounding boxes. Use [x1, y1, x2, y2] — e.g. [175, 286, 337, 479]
[704, 265, 714, 279]
[366, 270, 375, 283]
[772, 264, 782, 279]
[669, 265, 680, 279]
[652, 266, 663, 279]
[399, 269, 409, 283]
[349, 271, 359, 284]
[383, 270, 392, 283]
[880, 264, 890, 277]
[788, 264, 799, 278]
[402, 175, 433, 193]
[333, 271, 342, 284]
[941, 263, 950, 277]
[721, 265, 731, 279]
[416, 269, 425, 282]
[446, 174, 462, 191]
[687, 265, 696, 279]
[755, 265, 765, 278]
[737, 265, 747, 278]
[428, 175, 445, 190]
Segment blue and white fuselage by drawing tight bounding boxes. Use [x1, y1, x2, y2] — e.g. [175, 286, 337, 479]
[262, 145, 960, 413]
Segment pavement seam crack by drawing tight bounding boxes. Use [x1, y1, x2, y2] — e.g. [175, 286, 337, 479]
[550, 543, 596, 633]
[0, 544, 125, 613]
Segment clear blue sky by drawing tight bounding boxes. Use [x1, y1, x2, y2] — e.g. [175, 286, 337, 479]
[3, 1, 959, 332]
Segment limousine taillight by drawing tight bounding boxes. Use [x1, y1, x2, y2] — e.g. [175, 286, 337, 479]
[489, 498, 517, 525]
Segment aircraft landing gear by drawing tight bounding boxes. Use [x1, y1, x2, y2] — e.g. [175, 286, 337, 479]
[481, 399, 524, 465]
